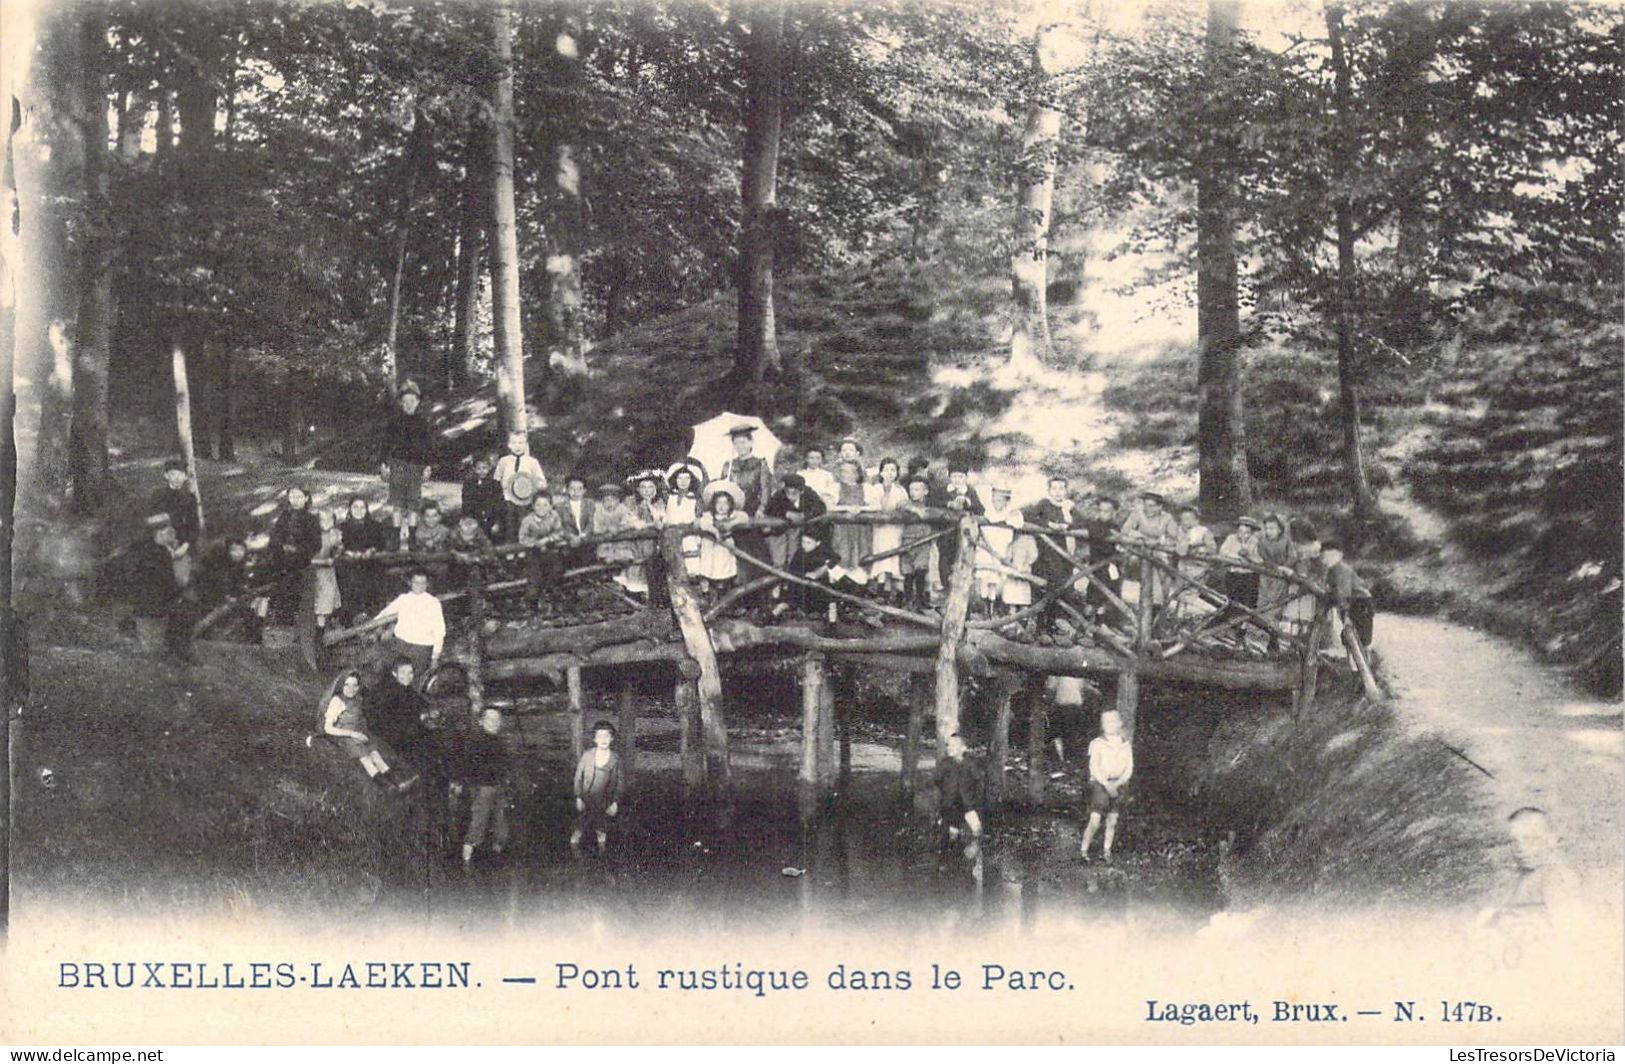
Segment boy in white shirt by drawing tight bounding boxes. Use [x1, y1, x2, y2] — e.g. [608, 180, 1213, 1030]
[494, 430, 547, 543]
[1080, 708, 1133, 863]
[375, 569, 445, 678]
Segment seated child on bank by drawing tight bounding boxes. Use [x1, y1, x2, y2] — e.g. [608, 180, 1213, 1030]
[572, 720, 625, 854]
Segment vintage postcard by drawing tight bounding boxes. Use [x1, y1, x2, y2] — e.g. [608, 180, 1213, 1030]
[1, 0, 1620, 1047]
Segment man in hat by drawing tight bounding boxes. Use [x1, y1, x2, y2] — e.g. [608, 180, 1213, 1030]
[718, 424, 774, 608]
[380, 380, 436, 516]
[494, 430, 547, 544]
[763, 472, 829, 567]
[1320, 539, 1374, 651]
[149, 458, 202, 549]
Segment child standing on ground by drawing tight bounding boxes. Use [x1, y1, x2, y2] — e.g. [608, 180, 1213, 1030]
[454, 708, 511, 868]
[1080, 709, 1133, 863]
[572, 720, 625, 854]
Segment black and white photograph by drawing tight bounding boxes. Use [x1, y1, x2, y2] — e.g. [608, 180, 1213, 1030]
[0, 0, 1620, 1048]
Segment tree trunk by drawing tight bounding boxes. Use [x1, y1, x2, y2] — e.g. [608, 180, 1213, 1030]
[70, 0, 114, 512]
[1195, 0, 1252, 521]
[547, 14, 588, 378]
[176, 42, 219, 469]
[11, 4, 85, 600]
[1006, 25, 1065, 379]
[734, 0, 785, 385]
[450, 133, 483, 388]
[488, 2, 528, 440]
[385, 105, 431, 386]
[1327, 5, 1380, 518]
[155, 89, 173, 160]
[1389, 2, 1435, 357]
[172, 345, 205, 537]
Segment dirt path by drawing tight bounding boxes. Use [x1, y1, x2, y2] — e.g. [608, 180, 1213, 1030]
[1374, 612, 1624, 894]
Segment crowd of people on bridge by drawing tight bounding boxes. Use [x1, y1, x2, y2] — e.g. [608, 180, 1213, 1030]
[116, 378, 1374, 667]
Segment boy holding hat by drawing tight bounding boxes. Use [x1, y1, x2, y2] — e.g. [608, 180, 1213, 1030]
[380, 380, 435, 515]
[494, 431, 547, 544]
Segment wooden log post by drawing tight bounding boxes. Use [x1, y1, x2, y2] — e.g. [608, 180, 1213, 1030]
[1026, 675, 1046, 806]
[467, 575, 487, 718]
[676, 676, 704, 791]
[662, 528, 727, 792]
[835, 665, 852, 784]
[986, 674, 1019, 807]
[817, 669, 836, 789]
[617, 680, 638, 778]
[566, 665, 584, 755]
[901, 672, 930, 798]
[934, 516, 978, 751]
[1296, 602, 1329, 717]
[799, 654, 824, 788]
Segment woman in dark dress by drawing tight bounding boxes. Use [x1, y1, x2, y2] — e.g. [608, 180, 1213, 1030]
[267, 486, 321, 624]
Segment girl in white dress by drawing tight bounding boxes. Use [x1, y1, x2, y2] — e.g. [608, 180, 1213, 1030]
[696, 482, 746, 598]
[866, 457, 909, 603]
[665, 462, 704, 577]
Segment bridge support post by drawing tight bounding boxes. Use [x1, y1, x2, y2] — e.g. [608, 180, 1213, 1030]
[617, 681, 638, 779]
[901, 672, 930, 798]
[676, 676, 704, 791]
[1114, 669, 1139, 741]
[799, 654, 825, 790]
[817, 669, 837, 789]
[1026, 675, 1046, 806]
[662, 528, 728, 793]
[566, 665, 584, 755]
[934, 517, 978, 751]
[986, 674, 1020, 807]
[1295, 603, 1329, 717]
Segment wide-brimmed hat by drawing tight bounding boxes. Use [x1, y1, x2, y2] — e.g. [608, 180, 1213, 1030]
[509, 473, 540, 503]
[1237, 515, 1262, 531]
[665, 458, 707, 491]
[1141, 491, 1166, 504]
[726, 423, 757, 439]
[838, 435, 865, 455]
[626, 468, 665, 490]
[597, 482, 625, 497]
[702, 480, 746, 509]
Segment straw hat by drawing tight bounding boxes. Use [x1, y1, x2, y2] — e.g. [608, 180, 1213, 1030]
[666, 458, 707, 491]
[509, 473, 540, 503]
[1237, 515, 1262, 531]
[702, 480, 746, 509]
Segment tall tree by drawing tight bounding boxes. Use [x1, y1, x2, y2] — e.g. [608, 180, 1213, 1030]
[734, 0, 786, 387]
[10, 2, 85, 599]
[1005, 22, 1065, 380]
[384, 104, 431, 385]
[488, 0, 528, 439]
[70, 0, 115, 512]
[546, 9, 588, 378]
[1326, 4, 1379, 517]
[450, 132, 484, 388]
[1194, 0, 1251, 520]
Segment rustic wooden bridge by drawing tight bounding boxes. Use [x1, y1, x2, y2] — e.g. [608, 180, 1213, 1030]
[322, 512, 1378, 803]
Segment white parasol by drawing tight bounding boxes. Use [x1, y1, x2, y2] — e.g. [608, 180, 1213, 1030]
[688, 412, 781, 481]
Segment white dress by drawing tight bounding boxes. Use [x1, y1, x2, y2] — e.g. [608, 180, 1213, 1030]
[976, 504, 1024, 601]
[695, 513, 739, 582]
[867, 481, 909, 580]
[667, 495, 702, 576]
